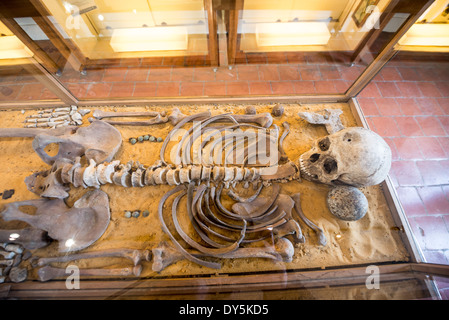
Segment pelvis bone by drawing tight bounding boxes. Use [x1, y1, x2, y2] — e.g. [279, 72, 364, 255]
[0, 120, 122, 165]
[0, 189, 110, 252]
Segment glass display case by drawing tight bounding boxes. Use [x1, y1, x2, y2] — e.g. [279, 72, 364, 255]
[0, 0, 448, 300]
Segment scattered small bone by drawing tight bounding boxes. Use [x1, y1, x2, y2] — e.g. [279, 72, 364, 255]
[33, 248, 151, 267]
[0, 260, 13, 267]
[0, 229, 50, 250]
[1, 189, 14, 200]
[244, 106, 256, 115]
[272, 104, 284, 117]
[0, 250, 15, 259]
[298, 108, 344, 134]
[38, 265, 142, 282]
[8, 267, 27, 283]
[326, 186, 368, 221]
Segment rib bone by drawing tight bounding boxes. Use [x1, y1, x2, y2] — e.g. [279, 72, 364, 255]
[152, 238, 293, 272]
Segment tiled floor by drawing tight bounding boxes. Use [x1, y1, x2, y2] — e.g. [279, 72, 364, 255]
[358, 59, 449, 299]
[0, 52, 448, 298]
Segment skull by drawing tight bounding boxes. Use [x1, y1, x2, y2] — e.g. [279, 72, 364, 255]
[298, 127, 391, 187]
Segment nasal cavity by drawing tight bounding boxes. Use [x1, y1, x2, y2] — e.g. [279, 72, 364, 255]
[309, 153, 320, 163]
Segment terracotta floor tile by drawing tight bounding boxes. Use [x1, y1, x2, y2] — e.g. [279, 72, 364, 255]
[102, 67, 128, 82]
[395, 117, 424, 136]
[258, 65, 280, 81]
[162, 56, 185, 67]
[133, 82, 157, 97]
[415, 137, 447, 159]
[66, 83, 89, 98]
[334, 80, 351, 93]
[437, 97, 449, 114]
[298, 66, 321, 81]
[357, 82, 381, 98]
[16, 83, 44, 100]
[237, 65, 260, 81]
[379, 67, 402, 81]
[245, 53, 267, 64]
[411, 215, 449, 250]
[193, 67, 216, 81]
[369, 116, 400, 137]
[249, 81, 272, 95]
[270, 81, 295, 94]
[292, 81, 316, 94]
[375, 98, 402, 116]
[393, 137, 424, 159]
[396, 82, 422, 97]
[156, 82, 180, 97]
[314, 80, 337, 94]
[437, 137, 449, 157]
[180, 82, 204, 96]
[397, 67, 421, 81]
[204, 82, 226, 96]
[416, 160, 449, 186]
[285, 52, 306, 63]
[416, 98, 445, 115]
[124, 68, 149, 82]
[358, 98, 379, 116]
[171, 68, 194, 81]
[226, 81, 249, 96]
[377, 82, 402, 97]
[278, 65, 299, 80]
[390, 160, 424, 186]
[319, 66, 341, 80]
[383, 137, 400, 160]
[418, 82, 443, 97]
[339, 65, 364, 81]
[215, 68, 237, 81]
[40, 88, 59, 100]
[416, 116, 447, 136]
[396, 98, 423, 116]
[140, 57, 164, 66]
[396, 186, 427, 217]
[265, 52, 288, 63]
[110, 82, 135, 98]
[435, 81, 449, 97]
[85, 83, 112, 98]
[148, 67, 172, 81]
[439, 116, 449, 135]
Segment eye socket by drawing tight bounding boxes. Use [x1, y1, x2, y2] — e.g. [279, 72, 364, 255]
[323, 158, 338, 174]
[309, 153, 320, 163]
[318, 137, 330, 151]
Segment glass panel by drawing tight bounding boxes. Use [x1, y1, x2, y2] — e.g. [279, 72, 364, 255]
[226, 0, 426, 95]
[397, 0, 449, 52]
[0, 20, 61, 103]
